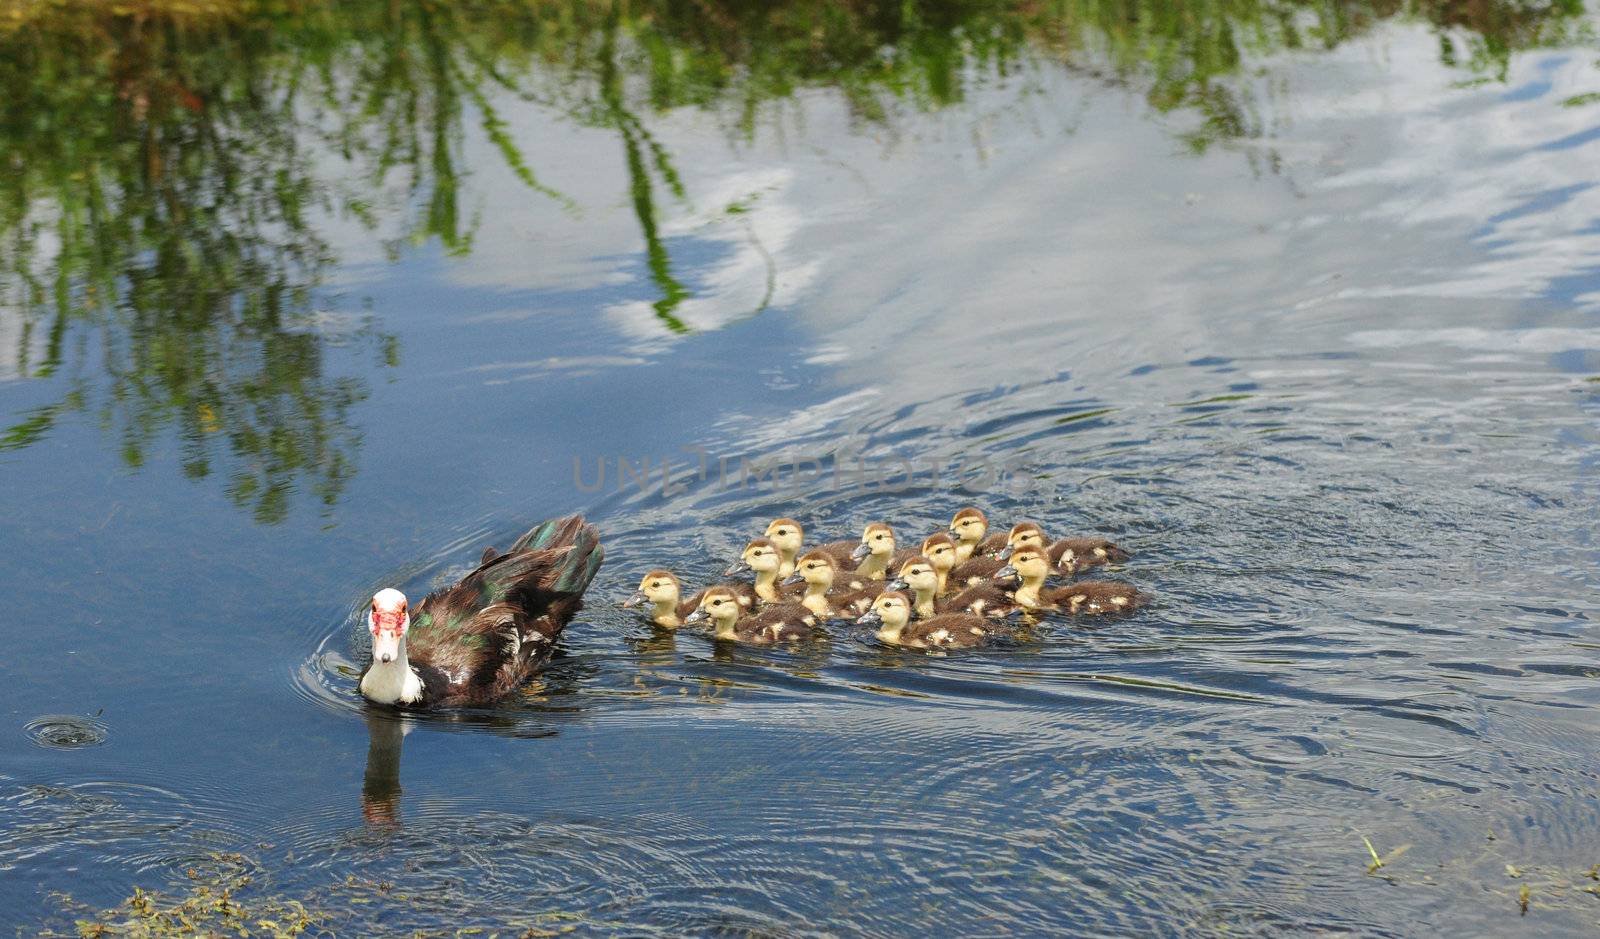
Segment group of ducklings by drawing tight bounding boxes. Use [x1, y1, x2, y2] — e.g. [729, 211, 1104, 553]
[623, 507, 1147, 651]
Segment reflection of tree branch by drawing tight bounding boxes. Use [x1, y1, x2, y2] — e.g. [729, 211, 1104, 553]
[600, 10, 690, 335]
[0, 403, 65, 452]
[454, 61, 579, 213]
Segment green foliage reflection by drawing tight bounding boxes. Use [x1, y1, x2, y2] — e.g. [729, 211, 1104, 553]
[0, 0, 1587, 522]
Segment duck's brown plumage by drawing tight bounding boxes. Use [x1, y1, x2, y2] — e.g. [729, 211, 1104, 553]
[370, 516, 603, 708]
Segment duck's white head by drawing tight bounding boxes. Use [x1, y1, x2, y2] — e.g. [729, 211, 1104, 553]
[369, 588, 410, 665]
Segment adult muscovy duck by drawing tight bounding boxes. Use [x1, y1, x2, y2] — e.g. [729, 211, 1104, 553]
[359, 515, 603, 708]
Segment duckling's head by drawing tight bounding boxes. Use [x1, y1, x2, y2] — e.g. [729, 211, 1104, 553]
[996, 548, 1049, 583]
[858, 591, 912, 630]
[851, 522, 895, 561]
[726, 538, 782, 576]
[997, 522, 1046, 559]
[764, 518, 804, 556]
[782, 550, 838, 588]
[685, 586, 743, 627]
[624, 569, 680, 608]
[948, 507, 988, 544]
[920, 533, 957, 572]
[368, 588, 410, 664]
[888, 556, 939, 594]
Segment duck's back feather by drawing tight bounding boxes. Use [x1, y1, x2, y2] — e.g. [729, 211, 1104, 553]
[408, 515, 603, 707]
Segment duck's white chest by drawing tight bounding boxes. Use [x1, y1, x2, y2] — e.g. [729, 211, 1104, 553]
[360, 661, 424, 705]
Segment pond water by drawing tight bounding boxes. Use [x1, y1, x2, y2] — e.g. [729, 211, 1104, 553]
[3, 1, 1599, 934]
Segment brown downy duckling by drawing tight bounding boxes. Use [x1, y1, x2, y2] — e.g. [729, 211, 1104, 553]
[779, 550, 883, 620]
[887, 556, 1020, 621]
[622, 569, 756, 629]
[725, 538, 805, 603]
[685, 587, 821, 644]
[989, 522, 1131, 574]
[948, 523, 1050, 589]
[857, 591, 995, 650]
[849, 522, 898, 580]
[1052, 538, 1132, 574]
[996, 549, 1147, 615]
[883, 537, 953, 595]
[948, 507, 1008, 563]
[765, 518, 857, 578]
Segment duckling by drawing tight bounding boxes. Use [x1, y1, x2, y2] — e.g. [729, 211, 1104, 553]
[887, 556, 1020, 621]
[779, 550, 883, 620]
[904, 532, 958, 594]
[725, 538, 804, 603]
[622, 569, 756, 629]
[857, 591, 995, 650]
[948, 507, 1008, 563]
[995, 548, 1147, 615]
[989, 522, 1129, 572]
[948, 523, 1047, 589]
[764, 518, 857, 578]
[1052, 538, 1131, 574]
[685, 587, 821, 644]
[849, 522, 898, 580]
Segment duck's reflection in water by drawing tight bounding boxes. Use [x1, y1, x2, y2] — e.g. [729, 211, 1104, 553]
[361, 711, 408, 829]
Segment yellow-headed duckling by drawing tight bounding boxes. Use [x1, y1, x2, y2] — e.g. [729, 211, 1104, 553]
[858, 591, 995, 650]
[622, 569, 756, 630]
[996, 549, 1147, 615]
[883, 532, 960, 595]
[779, 550, 883, 620]
[888, 555, 1020, 621]
[764, 518, 857, 578]
[685, 587, 821, 644]
[948, 507, 1009, 563]
[725, 538, 804, 603]
[849, 522, 898, 580]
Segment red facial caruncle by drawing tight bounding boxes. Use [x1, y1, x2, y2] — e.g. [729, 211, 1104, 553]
[369, 588, 409, 638]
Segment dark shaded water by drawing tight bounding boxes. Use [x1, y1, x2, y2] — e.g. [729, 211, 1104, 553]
[3, 1, 1600, 934]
